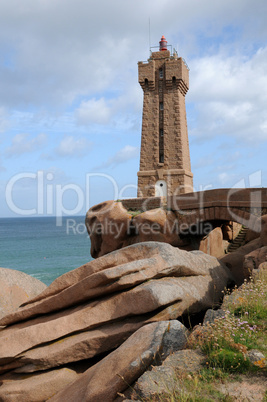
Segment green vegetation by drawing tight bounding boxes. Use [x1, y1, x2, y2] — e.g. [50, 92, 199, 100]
[127, 209, 142, 217]
[137, 269, 267, 401]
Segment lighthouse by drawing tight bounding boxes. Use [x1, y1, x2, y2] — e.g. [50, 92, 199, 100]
[137, 36, 193, 198]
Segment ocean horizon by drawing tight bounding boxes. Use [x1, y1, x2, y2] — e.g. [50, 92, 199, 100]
[0, 216, 93, 286]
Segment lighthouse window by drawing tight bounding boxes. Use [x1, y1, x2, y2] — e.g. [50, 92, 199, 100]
[159, 153, 164, 163]
[159, 68, 163, 79]
[159, 102, 164, 110]
[160, 128, 163, 137]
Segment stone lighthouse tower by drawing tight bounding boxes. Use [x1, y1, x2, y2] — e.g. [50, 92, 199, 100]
[137, 35, 193, 197]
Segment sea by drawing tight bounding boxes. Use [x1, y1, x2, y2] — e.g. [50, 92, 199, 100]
[0, 216, 93, 286]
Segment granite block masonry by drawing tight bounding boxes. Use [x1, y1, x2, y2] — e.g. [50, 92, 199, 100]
[137, 35, 193, 198]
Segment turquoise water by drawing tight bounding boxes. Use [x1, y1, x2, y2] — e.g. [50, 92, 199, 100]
[0, 216, 93, 286]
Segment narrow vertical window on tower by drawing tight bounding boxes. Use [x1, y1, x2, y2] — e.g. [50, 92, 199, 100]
[159, 68, 163, 79]
[159, 102, 164, 110]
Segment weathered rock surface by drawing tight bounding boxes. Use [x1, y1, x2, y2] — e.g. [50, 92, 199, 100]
[125, 349, 206, 401]
[131, 208, 186, 247]
[0, 267, 46, 320]
[199, 227, 225, 258]
[243, 246, 267, 273]
[260, 214, 267, 245]
[220, 238, 261, 285]
[86, 200, 132, 258]
[222, 222, 242, 242]
[0, 242, 233, 399]
[220, 216, 267, 285]
[2, 319, 146, 374]
[0, 367, 79, 402]
[49, 321, 188, 402]
[86, 201, 263, 261]
[0, 242, 232, 328]
[86, 201, 188, 258]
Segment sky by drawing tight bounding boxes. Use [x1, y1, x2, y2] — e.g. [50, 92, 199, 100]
[0, 0, 267, 218]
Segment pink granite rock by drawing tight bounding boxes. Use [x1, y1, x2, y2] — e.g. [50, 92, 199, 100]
[0, 242, 231, 328]
[0, 267, 46, 320]
[0, 367, 78, 402]
[199, 227, 225, 258]
[260, 215, 267, 246]
[243, 246, 267, 274]
[85, 201, 186, 258]
[49, 321, 188, 402]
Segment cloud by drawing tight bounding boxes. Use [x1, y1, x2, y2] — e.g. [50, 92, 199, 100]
[55, 136, 92, 158]
[97, 145, 139, 169]
[75, 98, 112, 126]
[0, 108, 9, 133]
[6, 133, 47, 157]
[0, 0, 264, 110]
[188, 46, 267, 143]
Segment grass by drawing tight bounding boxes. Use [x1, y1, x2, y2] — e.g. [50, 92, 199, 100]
[194, 268, 267, 373]
[130, 268, 267, 401]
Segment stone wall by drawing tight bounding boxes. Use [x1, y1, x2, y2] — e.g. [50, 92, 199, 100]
[120, 197, 163, 211]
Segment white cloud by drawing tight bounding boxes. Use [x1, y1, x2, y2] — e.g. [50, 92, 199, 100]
[188, 46, 267, 143]
[6, 133, 47, 157]
[55, 136, 92, 158]
[75, 98, 112, 126]
[0, 0, 264, 110]
[98, 145, 139, 169]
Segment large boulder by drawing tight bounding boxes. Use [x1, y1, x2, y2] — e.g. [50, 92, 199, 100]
[220, 238, 261, 285]
[131, 208, 185, 248]
[49, 321, 188, 402]
[222, 222, 242, 242]
[85, 200, 132, 258]
[0, 367, 79, 402]
[85, 201, 186, 258]
[220, 215, 267, 285]
[199, 227, 225, 258]
[0, 267, 47, 320]
[260, 215, 267, 246]
[0, 241, 232, 395]
[243, 246, 267, 273]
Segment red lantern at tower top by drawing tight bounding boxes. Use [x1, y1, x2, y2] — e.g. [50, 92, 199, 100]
[159, 35, 168, 51]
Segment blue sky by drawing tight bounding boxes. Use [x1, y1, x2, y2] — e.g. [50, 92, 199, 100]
[0, 0, 267, 217]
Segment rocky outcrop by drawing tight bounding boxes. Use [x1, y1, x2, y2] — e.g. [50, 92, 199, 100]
[0, 242, 233, 400]
[85, 200, 132, 258]
[220, 215, 267, 285]
[86, 201, 263, 260]
[0, 368, 79, 402]
[49, 321, 188, 402]
[220, 238, 261, 285]
[260, 214, 267, 245]
[0, 267, 47, 320]
[222, 222, 242, 242]
[85, 201, 187, 258]
[123, 349, 206, 400]
[199, 227, 225, 258]
[243, 246, 267, 274]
